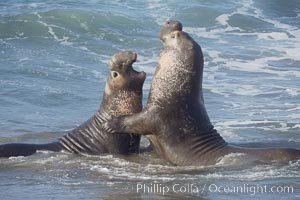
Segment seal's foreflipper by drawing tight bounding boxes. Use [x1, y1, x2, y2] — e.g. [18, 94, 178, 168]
[107, 109, 154, 136]
[0, 143, 38, 157]
[0, 142, 62, 158]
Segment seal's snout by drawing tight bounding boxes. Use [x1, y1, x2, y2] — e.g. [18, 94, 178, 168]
[160, 20, 183, 42]
[164, 20, 183, 31]
[109, 51, 137, 71]
[125, 51, 137, 65]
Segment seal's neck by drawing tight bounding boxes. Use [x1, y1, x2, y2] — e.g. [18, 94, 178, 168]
[148, 49, 202, 107]
[99, 87, 143, 117]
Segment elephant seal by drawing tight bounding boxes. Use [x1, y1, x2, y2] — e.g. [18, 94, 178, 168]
[106, 21, 300, 166]
[0, 51, 146, 158]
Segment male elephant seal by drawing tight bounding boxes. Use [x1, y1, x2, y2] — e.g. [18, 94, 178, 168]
[106, 21, 300, 166]
[0, 51, 146, 158]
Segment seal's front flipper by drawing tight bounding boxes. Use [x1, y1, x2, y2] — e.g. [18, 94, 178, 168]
[0, 142, 63, 158]
[0, 143, 38, 157]
[105, 110, 153, 136]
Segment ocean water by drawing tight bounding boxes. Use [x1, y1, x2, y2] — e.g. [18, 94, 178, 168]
[0, 0, 300, 199]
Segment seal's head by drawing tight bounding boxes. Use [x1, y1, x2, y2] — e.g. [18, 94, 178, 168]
[102, 51, 146, 116]
[159, 20, 183, 43]
[161, 30, 194, 50]
[105, 51, 146, 95]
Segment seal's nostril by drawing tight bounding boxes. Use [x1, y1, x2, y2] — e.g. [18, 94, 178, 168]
[166, 21, 170, 24]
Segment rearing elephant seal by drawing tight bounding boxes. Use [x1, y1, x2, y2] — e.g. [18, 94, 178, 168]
[0, 51, 146, 158]
[106, 21, 300, 166]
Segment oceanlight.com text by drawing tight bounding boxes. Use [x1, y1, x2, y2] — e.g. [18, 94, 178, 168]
[131, 183, 294, 196]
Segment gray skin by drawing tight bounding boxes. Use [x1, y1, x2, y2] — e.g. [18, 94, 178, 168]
[106, 21, 300, 166]
[0, 51, 146, 158]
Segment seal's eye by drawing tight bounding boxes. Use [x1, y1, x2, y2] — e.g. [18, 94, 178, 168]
[171, 33, 176, 39]
[111, 71, 119, 79]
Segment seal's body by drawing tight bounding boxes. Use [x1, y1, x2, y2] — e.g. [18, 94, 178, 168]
[107, 21, 300, 166]
[0, 51, 146, 158]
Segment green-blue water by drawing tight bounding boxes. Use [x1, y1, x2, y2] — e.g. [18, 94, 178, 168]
[0, 0, 299, 199]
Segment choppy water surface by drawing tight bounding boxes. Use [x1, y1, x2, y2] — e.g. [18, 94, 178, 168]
[0, 0, 299, 199]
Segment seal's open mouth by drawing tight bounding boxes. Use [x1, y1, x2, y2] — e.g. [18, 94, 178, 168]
[131, 69, 146, 82]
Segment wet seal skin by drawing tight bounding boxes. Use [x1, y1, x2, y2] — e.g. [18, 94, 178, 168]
[0, 51, 146, 157]
[106, 21, 300, 166]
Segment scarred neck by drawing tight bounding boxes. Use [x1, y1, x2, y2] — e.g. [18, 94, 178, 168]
[100, 90, 143, 117]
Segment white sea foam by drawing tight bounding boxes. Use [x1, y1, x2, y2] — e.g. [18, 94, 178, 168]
[287, 113, 300, 119]
[79, 22, 89, 31]
[184, 27, 222, 40]
[205, 50, 225, 63]
[206, 161, 300, 181]
[287, 106, 300, 112]
[215, 14, 229, 26]
[286, 88, 300, 97]
[235, 0, 299, 61]
[85, 154, 300, 182]
[18, 57, 30, 62]
[28, 3, 39, 8]
[200, 0, 300, 84]
[42, 86, 64, 95]
[33, 13, 75, 46]
[223, 57, 300, 77]
[214, 119, 289, 128]
[216, 153, 255, 166]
